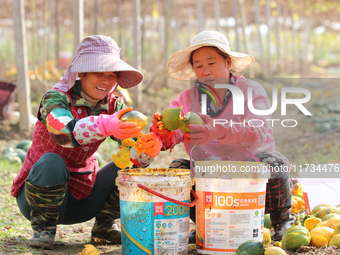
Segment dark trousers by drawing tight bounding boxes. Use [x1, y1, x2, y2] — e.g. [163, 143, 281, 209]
[16, 153, 119, 225]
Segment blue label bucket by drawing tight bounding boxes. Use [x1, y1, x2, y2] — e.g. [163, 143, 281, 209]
[116, 168, 196, 255]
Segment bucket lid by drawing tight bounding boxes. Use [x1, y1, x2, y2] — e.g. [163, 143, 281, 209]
[117, 168, 191, 177]
[116, 168, 194, 188]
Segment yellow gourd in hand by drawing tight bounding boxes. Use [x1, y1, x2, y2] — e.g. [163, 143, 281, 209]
[160, 107, 182, 131]
[112, 144, 133, 169]
[111, 110, 149, 169]
[111, 135, 149, 169]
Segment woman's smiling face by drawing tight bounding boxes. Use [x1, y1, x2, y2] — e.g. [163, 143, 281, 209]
[79, 72, 118, 100]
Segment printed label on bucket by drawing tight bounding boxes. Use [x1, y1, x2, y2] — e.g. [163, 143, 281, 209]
[196, 190, 266, 254]
[121, 200, 190, 255]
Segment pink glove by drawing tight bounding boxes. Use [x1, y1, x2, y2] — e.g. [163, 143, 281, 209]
[150, 112, 175, 151]
[137, 132, 162, 157]
[97, 107, 142, 139]
[184, 114, 259, 146]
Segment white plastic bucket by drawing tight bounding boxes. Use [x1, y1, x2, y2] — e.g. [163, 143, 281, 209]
[194, 161, 269, 255]
[116, 168, 195, 255]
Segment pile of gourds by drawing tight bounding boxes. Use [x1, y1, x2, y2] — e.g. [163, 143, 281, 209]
[0, 140, 32, 165]
[0, 139, 105, 167]
[236, 181, 340, 254]
[279, 204, 340, 252]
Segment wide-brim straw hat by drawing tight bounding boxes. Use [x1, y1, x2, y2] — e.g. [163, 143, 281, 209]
[70, 35, 143, 89]
[168, 30, 254, 81]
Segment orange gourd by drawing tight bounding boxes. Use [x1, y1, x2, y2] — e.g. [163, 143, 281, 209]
[81, 244, 100, 255]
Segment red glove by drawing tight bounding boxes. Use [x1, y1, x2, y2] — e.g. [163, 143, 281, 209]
[97, 107, 142, 139]
[150, 112, 175, 151]
[184, 114, 258, 146]
[137, 132, 162, 157]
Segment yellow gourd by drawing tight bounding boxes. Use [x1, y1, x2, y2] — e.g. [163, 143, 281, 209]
[264, 246, 287, 255]
[120, 110, 148, 130]
[329, 234, 340, 248]
[81, 244, 100, 255]
[313, 220, 329, 229]
[274, 241, 282, 247]
[111, 135, 147, 169]
[315, 206, 340, 219]
[179, 111, 204, 134]
[311, 204, 331, 215]
[161, 107, 182, 131]
[262, 228, 271, 245]
[111, 110, 149, 169]
[322, 213, 338, 221]
[112, 144, 133, 169]
[333, 224, 340, 237]
[326, 214, 340, 229]
[304, 216, 322, 231]
[309, 226, 334, 248]
[291, 183, 303, 198]
[291, 196, 304, 214]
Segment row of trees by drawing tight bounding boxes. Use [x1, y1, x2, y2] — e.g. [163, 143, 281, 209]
[2, 0, 340, 130]
[2, 1, 338, 74]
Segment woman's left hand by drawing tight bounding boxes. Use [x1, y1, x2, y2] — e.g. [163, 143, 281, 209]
[183, 114, 221, 145]
[137, 132, 162, 157]
[184, 124, 221, 145]
[184, 114, 259, 146]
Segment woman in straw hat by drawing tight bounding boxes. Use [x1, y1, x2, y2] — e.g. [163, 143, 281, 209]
[151, 30, 293, 241]
[11, 35, 161, 248]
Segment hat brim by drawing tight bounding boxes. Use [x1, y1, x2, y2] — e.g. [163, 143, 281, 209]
[168, 43, 254, 81]
[70, 54, 143, 89]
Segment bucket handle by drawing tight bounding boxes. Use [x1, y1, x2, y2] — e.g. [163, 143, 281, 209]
[137, 184, 199, 207]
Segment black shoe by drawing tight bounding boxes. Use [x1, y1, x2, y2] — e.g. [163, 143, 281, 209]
[91, 223, 121, 244]
[273, 220, 294, 241]
[189, 229, 196, 244]
[91, 229, 121, 244]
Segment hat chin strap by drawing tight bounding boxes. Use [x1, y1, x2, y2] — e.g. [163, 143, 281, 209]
[111, 83, 118, 92]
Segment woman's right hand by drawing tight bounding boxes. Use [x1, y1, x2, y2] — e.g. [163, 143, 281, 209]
[97, 107, 142, 139]
[150, 112, 175, 150]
